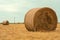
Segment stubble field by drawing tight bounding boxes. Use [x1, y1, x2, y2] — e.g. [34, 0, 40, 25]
[0, 24, 60, 40]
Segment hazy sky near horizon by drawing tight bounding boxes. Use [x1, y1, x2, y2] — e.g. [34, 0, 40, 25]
[0, 0, 60, 23]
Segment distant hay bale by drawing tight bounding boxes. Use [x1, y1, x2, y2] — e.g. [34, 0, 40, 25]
[3, 20, 9, 25]
[24, 7, 58, 32]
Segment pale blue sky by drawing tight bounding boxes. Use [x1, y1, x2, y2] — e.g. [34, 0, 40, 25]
[0, 0, 60, 23]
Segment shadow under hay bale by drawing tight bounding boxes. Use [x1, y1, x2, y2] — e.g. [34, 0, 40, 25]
[24, 7, 58, 32]
[2, 20, 9, 25]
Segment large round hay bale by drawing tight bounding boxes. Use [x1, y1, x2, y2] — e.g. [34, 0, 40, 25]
[3, 20, 9, 25]
[24, 7, 58, 32]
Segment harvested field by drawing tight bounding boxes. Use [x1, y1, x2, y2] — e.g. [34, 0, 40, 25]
[0, 24, 60, 40]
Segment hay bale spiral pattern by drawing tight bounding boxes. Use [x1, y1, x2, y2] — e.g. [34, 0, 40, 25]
[24, 7, 57, 31]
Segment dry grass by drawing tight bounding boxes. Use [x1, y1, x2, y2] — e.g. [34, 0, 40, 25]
[0, 24, 60, 40]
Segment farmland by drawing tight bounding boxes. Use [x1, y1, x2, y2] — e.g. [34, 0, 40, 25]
[0, 24, 60, 40]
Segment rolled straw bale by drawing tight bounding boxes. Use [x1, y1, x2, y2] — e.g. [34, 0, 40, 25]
[3, 20, 9, 25]
[24, 7, 57, 32]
